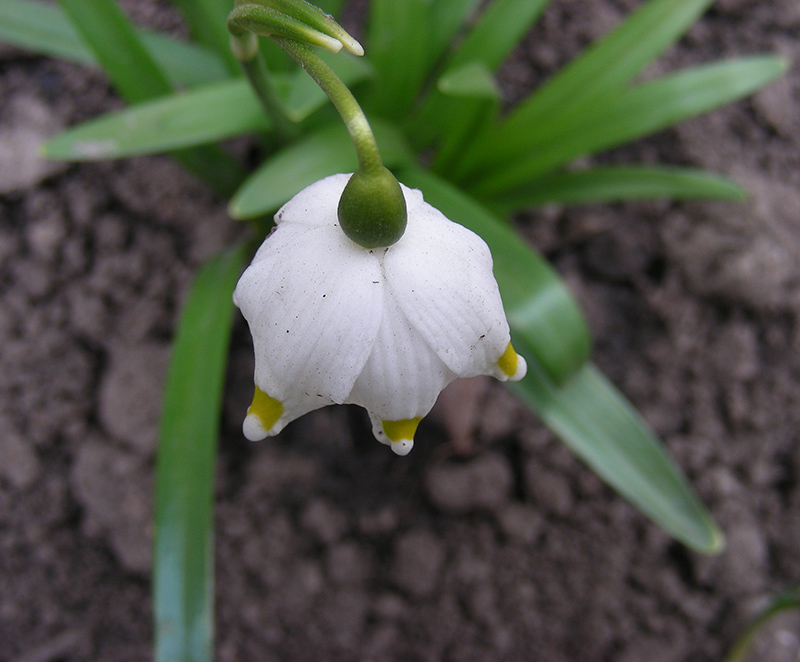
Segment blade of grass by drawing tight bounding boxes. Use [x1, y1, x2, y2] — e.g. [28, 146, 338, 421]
[0, 0, 227, 87]
[56, 0, 244, 196]
[229, 120, 413, 219]
[407, 0, 552, 150]
[430, 62, 500, 174]
[154, 243, 248, 662]
[510, 358, 724, 553]
[446, 0, 553, 72]
[496, 165, 747, 212]
[57, 0, 174, 101]
[474, 56, 787, 197]
[457, 0, 715, 176]
[428, 0, 482, 66]
[42, 52, 370, 160]
[44, 79, 271, 160]
[168, 0, 240, 75]
[365, 0, 430, 118]
[399, 166, 590, 385]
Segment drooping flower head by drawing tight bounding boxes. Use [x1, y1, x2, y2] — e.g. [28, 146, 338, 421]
[233, 173, 526, 455]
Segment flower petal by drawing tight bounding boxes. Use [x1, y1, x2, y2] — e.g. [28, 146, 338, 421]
[234, 220, 383, 428]
[385, 186, 511, 377]
[346, 285, 457, 423]
[274, 173, 351, 228]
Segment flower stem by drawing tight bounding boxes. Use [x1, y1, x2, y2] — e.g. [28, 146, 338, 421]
[229, 32, 296, 142]
[273, 37, 384, 174]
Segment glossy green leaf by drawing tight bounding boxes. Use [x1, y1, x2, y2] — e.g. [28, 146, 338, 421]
[428, 0, 482, 66]
[475, 56, 787, 196]
[510, 359, 724, 554]
[42, 51, 370, 160]
[44, 79, 270, 160]
[431, 62, 500, 173]
[55, 0, 244, 195]
[446, 0, 552, 72]
[497, 165, 747, 211]
[154, 244, 248, 662]
[409, 0, 551, 150]
[57, 0, 173, 102]
[0, 0, 227, 87]
[169, 0, 239, 74]
[458, 0, 715, 176]
[366, 0, 430, 118]
[230, 120, 414, 219]
[399, 167, 590, 384]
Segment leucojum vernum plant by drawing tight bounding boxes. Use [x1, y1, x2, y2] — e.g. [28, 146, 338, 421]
[0, 0, 786, 659]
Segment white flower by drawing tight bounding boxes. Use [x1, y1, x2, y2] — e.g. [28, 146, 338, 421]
[233, 173, 526, 456]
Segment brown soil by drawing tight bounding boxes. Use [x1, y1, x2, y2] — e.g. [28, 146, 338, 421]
[2, 1, 800, 661]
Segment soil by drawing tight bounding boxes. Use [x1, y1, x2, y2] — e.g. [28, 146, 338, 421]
[1, 1, 800, 661]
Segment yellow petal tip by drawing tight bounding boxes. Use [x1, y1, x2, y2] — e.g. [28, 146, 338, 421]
[380, 417, 421, 456]
[497, 342, 527, 381]
[243, 386, 283, 441]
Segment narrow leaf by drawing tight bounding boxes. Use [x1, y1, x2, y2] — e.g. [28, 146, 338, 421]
[168, 0, 240, 74]
[458, 0, 715, 175]
[54, 0, 247, 194]
[446, 0, 553, 73]
[42, 51, 370, 161]
[0, 0, 227, 87]
[154, 244, 248, 662]
[365, 0, 430, 118]
[431, 62, 500, 173]
[230, 120, 414, 219]
[57, 0, 173, 102]
[475, 56, 787, 196]
[408, 0, 551, 150]
[511, 359, 724, 554]
[497, 165, 747, 211]
[399, 167, 590, 385]
[43, 79, 270, 160]
[428, 0, 482, 66]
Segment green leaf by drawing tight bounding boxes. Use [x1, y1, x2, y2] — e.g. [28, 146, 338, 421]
[365, 0, 430, 118]
[475, 56, 788, 196]
[230, 120, 414, 219]
[168, 0, 240, 75]
[408, 0, 551, 150]
[399, 167, 590, 385]
[44, 79, 269, 160]
[431, 62, 500, 173]
[428, 0, 482, 65]
[511, 359, 724, 554]
[54, 0, 246, 196]
[497, 165, 747, 211]
[458, 0, 716, 176]
[0, 0, 227, 86]
[154, 244, 248, 662]
[42, 50, 371, 161]
[446, 0, 553, 73]
[57, 0, 173, 102]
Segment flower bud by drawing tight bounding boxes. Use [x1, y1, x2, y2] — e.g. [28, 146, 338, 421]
[337, 166, 407, 248]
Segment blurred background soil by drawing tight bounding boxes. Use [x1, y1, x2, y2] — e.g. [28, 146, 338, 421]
[1, 1, 800, 660]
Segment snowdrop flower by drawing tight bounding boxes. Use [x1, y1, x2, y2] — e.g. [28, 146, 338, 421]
[233, 173, 526, 456]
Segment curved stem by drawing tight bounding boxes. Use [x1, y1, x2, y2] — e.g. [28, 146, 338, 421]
[274, 37, 384, 174]
[229, 31, 295, 142]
